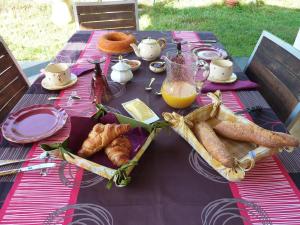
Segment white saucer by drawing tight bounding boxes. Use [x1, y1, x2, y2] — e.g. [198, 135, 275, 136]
[207, 73, 237, 84]
[42, 73, 78, 90]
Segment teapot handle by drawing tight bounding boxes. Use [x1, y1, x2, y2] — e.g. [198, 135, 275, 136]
[158, 38, 167, 49]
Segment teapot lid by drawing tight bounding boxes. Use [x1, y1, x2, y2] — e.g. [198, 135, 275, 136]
[112, 56, 131, 71]
[141, 37, 157, 45]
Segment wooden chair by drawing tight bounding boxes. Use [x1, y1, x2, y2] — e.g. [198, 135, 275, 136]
[0, 36, 29, 123]
[73, 0, 139, 30]
[294, 28, 300, 51]
[244, 31, 300, 129]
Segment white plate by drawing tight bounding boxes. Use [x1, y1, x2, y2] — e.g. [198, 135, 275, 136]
[208, 73, 237, 84]
[193, 46, 228, 61]
[42, 73, 78, 90]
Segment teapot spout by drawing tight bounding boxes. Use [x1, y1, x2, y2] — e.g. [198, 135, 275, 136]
[130, 43, 141, 58]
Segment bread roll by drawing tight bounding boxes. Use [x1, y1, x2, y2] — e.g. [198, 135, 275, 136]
[194, 121, 234, 168]
[213, 121, 299, 148]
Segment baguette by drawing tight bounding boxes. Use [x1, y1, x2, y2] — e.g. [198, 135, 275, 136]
[213, 121, 299, 148]
[194, 121, 234, 168]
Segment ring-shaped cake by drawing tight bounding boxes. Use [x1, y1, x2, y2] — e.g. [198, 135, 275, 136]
[98, 32, 136, 54]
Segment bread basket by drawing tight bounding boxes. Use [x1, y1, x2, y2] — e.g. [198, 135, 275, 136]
[163, 91, 294, 181]
[41, 105, 167, 188]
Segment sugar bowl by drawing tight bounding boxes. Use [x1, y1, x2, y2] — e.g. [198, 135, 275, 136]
[110, 56, 133, 84]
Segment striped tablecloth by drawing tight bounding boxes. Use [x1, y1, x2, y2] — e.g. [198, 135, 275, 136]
[0, 30, 300, 225]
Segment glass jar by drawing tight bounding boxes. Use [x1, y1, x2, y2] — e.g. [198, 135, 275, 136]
[161, 51, 209, 109]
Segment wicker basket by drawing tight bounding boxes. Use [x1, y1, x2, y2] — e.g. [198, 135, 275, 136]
[163, 91, 294, 181]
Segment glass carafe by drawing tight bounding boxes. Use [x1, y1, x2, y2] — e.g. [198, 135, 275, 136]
[161, 51, 209, 109]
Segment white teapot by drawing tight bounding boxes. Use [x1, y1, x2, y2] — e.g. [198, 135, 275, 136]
[110, 56, 133, 84]
[130, 37, 166, 61]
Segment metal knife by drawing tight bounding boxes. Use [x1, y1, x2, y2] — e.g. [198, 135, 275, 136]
[0, 163, 56, 177]
[0, 151, 50, 167]
[188, 40, 217, 43]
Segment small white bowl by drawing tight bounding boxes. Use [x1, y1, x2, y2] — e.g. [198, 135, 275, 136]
[125, 59, 141, 71]
[149, 61, 166, 73]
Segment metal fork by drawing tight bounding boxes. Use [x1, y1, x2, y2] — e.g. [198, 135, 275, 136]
[40, 154, 53, 176]
[67, 91, 80, 107]
[48, 91, 80, 101]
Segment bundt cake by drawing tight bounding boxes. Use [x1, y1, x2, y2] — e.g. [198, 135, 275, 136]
[98, 32, 136, 54]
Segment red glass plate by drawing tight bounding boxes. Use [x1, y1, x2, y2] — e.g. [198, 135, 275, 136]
[2, 104, 68, 144]
[192, 46, 228, 61]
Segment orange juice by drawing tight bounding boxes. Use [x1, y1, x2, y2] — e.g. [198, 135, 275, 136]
[161, 81, 197, 108]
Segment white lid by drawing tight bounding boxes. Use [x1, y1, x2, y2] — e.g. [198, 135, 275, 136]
[112, 59, 131, 72]
[141, 37, 157, 45]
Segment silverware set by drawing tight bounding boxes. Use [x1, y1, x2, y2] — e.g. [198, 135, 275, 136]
[0, 152, 56, 177]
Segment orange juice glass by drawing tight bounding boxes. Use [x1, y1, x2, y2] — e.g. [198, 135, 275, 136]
[161, 81, 197, 108]
[161, 50, 208, 109]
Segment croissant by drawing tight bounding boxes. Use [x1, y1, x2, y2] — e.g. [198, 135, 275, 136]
[105, 136, 132, 167]
[78, 123, 131, 158]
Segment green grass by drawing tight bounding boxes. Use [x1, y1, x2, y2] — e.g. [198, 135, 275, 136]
[141, 3, 300, 57]
[0, 1, 299, 60]
[0, 0, 75, 61]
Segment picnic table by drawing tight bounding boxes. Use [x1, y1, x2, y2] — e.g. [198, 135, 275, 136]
[0, 30, 300, 225]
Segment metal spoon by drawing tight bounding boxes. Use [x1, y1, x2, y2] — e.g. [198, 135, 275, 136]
[145, 78, 155, 91]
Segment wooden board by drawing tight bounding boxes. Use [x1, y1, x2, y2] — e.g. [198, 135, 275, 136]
[0, 40, 28, 122]
[245, 32, 300, 123]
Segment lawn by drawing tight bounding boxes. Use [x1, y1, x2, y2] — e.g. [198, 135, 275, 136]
[0, 0, 299, 61]
[0, 0, 75, 61]
[141, 3, 300, 57]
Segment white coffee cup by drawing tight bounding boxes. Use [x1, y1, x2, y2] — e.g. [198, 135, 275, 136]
[44, 63, 71, 86]
[209, 59, 233, 81]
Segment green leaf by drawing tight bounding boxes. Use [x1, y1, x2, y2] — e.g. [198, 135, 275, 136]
[106, 161, 138, 189]
[61, 139, 69, 149]
[94, 104, 107, 120]
[150, 120, 170, 132]
[58, 146, 67, 161]
[115, 114, 152, 132]
[40, 140, 74, 161]
[40, 143, 60, 151]
[106, 179, 113, 189]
